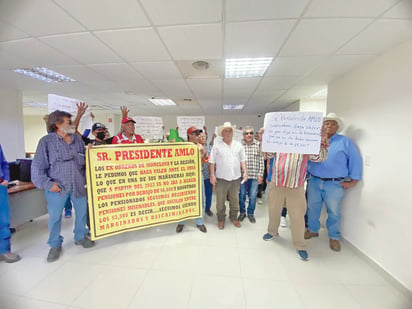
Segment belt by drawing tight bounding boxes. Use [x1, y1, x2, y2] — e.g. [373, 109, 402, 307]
[311, 175, 345, 181]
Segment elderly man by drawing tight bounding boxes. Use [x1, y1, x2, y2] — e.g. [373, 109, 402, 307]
[263, 129, 329, 261]
[32, 110, 95, 262]
[306, 113, 362, 252]
[0, 145, 21, 263]
[209, 122, 247, 229]
[176, 126, 208, 233]
[238, 126, 264, 223]
[112, 117, 144, 144]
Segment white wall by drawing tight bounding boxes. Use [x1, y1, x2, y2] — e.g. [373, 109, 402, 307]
[327, 38, 412, 291]
[299, 99, 327, 114]
[0, 88, 25, 161]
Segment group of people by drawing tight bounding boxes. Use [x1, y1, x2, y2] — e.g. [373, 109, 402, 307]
[0, 107, 361, 264]
[186, 114, 362, 261]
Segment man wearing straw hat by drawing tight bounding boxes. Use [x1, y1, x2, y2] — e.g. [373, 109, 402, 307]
[306, 113, 362, 252]
[209, 122, 247, 229]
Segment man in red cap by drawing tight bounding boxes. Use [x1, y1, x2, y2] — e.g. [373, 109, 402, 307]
[112, 117, 144, 144]
[175, 126, 208, 233]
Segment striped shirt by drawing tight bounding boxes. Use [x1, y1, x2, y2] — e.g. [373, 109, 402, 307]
[267, 144, 328, 188]
[242, 139, 264, 179]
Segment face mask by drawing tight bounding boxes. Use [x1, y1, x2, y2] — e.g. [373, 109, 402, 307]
[96, 132, 106, 140]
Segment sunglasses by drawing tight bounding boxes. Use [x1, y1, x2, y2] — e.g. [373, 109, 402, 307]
[244, 132, 254, 135]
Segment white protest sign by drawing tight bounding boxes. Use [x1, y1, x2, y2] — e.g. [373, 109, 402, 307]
[234, 128, 243, 142]
[134, 116, 164, 141]
[262, 112, 323, 154]
[48, 94, 92, 131]
[177, 116, 205, 140]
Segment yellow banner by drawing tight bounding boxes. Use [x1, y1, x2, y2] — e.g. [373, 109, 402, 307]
[85, 143, 202, 240]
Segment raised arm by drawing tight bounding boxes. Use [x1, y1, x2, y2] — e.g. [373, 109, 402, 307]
[72, 102, 88, 135]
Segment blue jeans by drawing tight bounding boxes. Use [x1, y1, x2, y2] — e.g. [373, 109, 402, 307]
[204, 178, 213, 212]
[179, 178, 205, 226]
[0, 185, 11, 254]
[239, 179, 258, 215]
[306, 177, 345, 240]
[45, 191, 89, 248]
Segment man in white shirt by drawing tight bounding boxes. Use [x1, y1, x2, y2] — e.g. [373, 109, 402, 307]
[209, 122, 248, 229]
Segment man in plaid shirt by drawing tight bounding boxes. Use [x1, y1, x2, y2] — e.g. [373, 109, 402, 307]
[238, 126, 264, 223]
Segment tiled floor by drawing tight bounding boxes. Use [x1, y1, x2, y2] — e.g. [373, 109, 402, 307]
[1, 196, 411, 309]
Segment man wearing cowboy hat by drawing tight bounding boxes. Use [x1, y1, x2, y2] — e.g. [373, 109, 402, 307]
[306, 113, 362, 252]
[209, 122, 247, 229]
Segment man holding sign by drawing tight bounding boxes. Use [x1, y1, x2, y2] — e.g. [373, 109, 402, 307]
[261, 112, 328, 261]
[112, 117, 144, 144]
[175, 126, 208, 233]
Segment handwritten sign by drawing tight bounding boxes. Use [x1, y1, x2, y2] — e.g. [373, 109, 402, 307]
[48, 94, 92, 132]
[177, 116, 205, 140]
[134, 116, 164, 141]
[86, 143, 202, 240]
[262, 112, 323, 154]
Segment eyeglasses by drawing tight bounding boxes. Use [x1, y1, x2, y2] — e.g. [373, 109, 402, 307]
[244, 132, 254, 135]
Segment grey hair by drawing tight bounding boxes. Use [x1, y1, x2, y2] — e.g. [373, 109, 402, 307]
[243, 126, 254, 133]
[48, 110, 72, 132]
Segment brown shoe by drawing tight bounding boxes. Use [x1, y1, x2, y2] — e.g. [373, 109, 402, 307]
[330, 239, 341, 251]
[218, 221, 225, 230]
[197, 224, 207, 233]
[232, 220, 241, 228]
[304, 230, 319, 239]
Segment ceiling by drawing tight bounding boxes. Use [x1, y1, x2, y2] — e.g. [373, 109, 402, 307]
[1, 0, 411, 116]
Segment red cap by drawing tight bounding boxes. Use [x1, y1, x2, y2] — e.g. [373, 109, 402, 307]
[187, 126, 203, 135]
[121, 117, 136, 124]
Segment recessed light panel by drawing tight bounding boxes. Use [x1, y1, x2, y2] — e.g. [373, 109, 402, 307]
[225, 58, 273, 79]
[148, 98, 176, 106]
[223, 104, 244, 110]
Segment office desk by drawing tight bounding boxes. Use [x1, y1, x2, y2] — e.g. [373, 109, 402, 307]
[8, 181, 47, 228]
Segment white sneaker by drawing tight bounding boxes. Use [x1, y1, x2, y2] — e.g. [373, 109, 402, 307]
[258, 199, 263, 204]
[280, 216, 287, 228]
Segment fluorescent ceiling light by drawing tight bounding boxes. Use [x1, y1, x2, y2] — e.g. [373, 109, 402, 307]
[310, 88, 328, 99]
[13, 67, 76, 83]
[225, 57, 273, 79]
[148, 98, 176, 106]
[223, 104, 244, 110]
[23, 102, 47, 108]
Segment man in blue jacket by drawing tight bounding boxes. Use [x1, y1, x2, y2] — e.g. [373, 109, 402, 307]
[306, 113, 362, 252]
[0, 145, 21, 263]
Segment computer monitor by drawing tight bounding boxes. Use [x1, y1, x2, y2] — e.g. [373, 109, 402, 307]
[8, 161, 20, 181]
[18, 159, 32, 182]
[8, 159, 32, 182]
